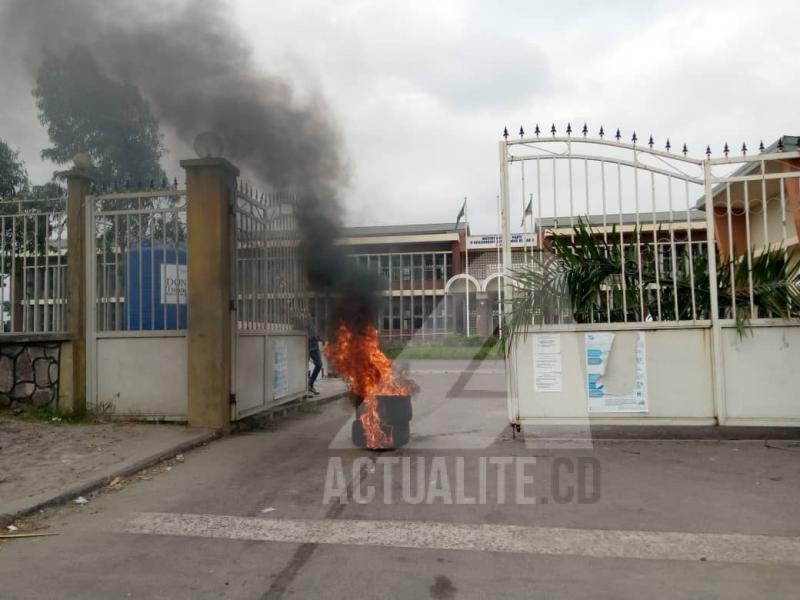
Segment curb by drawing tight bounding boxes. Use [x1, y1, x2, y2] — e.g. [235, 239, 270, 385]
[234, 387, 350, 430]
[1, 429, 220, 525]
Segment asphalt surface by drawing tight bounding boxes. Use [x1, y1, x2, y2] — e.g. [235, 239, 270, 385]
[1, 358, 800, 599]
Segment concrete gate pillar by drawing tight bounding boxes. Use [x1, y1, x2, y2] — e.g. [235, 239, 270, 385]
[59, 164, 93, 416]
[181, 158, 239, 431]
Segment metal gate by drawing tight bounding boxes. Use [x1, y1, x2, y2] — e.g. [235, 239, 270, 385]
[499, 126, 800, 426]
[85, 184, 189, 419]
[231, 184, 308, 420]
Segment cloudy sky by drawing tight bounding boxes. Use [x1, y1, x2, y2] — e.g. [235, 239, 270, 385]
[3, 0, 800, 232]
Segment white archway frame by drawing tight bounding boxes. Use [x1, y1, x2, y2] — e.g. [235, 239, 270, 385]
[481, 272, 505, 292]
[444, 273, 481, 294]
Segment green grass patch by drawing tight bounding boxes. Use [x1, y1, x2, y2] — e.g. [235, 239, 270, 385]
[385, 345, 503, 360]
[2, 405, 85, 425]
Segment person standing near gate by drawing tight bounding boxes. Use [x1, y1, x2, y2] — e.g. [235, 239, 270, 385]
[307, 312, 323, 395]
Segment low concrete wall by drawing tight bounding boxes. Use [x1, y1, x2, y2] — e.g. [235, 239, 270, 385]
[0, 339, 64, 409]
[721, 325, 800, 425]
[96, 334, 188, 420]
[511, 327, 715, 425]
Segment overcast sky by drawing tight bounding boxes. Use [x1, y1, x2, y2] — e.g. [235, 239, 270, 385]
[2, 0, 799, 232]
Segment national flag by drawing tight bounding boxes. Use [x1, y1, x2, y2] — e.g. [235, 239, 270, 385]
[520, 195, 533, 227]
[454, 199, 466, 229]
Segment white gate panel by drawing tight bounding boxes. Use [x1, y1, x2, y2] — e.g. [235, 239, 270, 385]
[722, 326, 800, 425]
[96, 335, 187, 419]
[514, 328, 714, 424]
[235, 333, 267, 418]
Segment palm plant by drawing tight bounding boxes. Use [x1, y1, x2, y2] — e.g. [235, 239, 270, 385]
[502, 219, 800, 352]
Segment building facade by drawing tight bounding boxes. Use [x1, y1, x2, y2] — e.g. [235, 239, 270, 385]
[308, 213, 707, 341]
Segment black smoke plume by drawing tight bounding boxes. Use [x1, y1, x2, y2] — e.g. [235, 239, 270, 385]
[0, 0, 378, 334]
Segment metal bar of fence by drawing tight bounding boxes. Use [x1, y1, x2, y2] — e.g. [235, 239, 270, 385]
[684, 179, 697, 322]
[160, 209, 166, 328]
[633, 156, 645, 320]
[22, 215, 28, 331]
[125, 213, 131, 331]
[1, 216, 6, 329]
[115, 214, 121, 331]
[779, 179, 789, 316]
[759, 162, 770, 316]
[617, 162, 628, 323]
[149, 206, 155, 331]
[601, 161, 611, 323]
[725, 184, 735, 320]
[137, 205, 143, 331]
[510, 153, 705, 184]
[650, 171, 662, 321]
[743, 181, 755, 317]
[668, 177, 679, 321]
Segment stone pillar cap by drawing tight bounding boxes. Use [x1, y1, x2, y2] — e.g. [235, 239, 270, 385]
[180, 157, 240, 177]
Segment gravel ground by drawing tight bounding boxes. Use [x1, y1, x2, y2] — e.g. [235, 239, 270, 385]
[0, 416, 208, 519]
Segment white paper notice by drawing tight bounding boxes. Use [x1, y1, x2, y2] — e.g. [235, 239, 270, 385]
[533, 333, 562, 393]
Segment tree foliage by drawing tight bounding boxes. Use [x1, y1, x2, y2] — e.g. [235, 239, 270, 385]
[0, 138, 28, 198]
[33, 47, 165, 188]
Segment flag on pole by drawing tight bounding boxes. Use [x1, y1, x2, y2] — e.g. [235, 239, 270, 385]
[520, 195, 533, 227]
[454, 199, 466, 229]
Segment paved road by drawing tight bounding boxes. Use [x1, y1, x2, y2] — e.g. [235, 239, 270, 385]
[2, 358, 800, 599]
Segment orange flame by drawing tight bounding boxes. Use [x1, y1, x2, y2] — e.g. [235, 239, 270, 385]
[325, 322, 410, 448]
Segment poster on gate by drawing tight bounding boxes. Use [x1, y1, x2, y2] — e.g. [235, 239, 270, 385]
[160, 263, 188, 304]
[273, 339, 289, 398]
[585, 331, 648, 412]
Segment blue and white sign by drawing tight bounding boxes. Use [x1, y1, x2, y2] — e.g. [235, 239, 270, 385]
[585, 331, 648, 412]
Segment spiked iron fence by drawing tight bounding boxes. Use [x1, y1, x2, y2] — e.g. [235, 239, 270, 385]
[234, 184, 306, 331]
[89, 184, 188, 333]
[499, 124, 800, 428]
[0, 195, 68, 334]
[500, 124, 800, 330]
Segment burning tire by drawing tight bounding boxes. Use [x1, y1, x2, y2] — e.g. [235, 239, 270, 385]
[351, 394, 412, 449]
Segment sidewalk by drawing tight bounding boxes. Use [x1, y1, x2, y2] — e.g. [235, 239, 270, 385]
[0, 378, 348, 525]
[0, 418, 216, 524]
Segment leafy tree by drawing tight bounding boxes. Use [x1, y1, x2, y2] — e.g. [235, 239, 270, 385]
[0, 138, 28, 198]
[33, 47, 165, 188]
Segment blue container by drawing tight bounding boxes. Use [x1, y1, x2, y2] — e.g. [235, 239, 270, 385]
[126, 240, 188, 330]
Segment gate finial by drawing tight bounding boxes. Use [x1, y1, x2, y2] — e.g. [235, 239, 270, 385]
[741, 142, 747, 155]
[648, 135, 654, 149]
[665, 139, 671, 152]
[503, 127, 509, 139]
[615, 128, 621, 141]
[705, 145, 712, 158]
[534, 124, 541, 137]
[566, 123, 572, 136]
[682, 143, 688, 156]
[599, 126, 605, 139]
[631, 131, 638, 144]
[723, 142, 729, 157]
[759, 140, 765, 153]
[582, 123, 588, 137]
[519, 125, 525, 138]
[550, 123, 557, 136]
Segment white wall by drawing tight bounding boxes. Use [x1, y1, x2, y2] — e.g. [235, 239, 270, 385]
[511, 328, 715, 425]
[96, 335, 187, 419]
[722, 325, 800, 425]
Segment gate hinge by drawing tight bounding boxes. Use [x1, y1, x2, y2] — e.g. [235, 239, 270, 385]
[229, 393, 237, 406]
